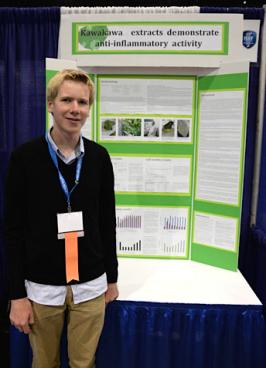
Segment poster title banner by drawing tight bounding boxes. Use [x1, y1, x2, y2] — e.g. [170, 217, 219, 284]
[72, 22, 229, 55]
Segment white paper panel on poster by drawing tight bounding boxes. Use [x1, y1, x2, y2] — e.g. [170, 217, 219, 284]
[199, 60, 250, 76]
[46, 58, 77, 70]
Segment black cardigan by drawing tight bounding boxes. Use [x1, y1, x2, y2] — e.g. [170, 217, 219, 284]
[5, 137, 118, 300]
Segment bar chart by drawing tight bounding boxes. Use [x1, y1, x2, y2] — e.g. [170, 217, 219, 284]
[117, 215, 142, 229]
[163, 240, 186, 255]
[163, 216, 187, 230]
[118, 240, 142, 252]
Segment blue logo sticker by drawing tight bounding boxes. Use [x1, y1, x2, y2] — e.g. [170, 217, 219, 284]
[243, 30, 257, 49]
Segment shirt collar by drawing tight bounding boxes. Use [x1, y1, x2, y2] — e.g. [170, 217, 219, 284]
[47, 128, 84, 165]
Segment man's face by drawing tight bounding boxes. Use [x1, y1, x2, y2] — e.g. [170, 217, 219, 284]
[48, 80, 90, 136]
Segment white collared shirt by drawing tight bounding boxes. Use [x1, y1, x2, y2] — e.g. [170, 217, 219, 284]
[25, 274, 107, 306]
[47, 127, 85, 164]
[25, 129, 107, 305]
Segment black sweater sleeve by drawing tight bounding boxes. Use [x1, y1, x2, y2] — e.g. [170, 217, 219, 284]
[99, 148, 118, 283]
[5, 151, 27, 299]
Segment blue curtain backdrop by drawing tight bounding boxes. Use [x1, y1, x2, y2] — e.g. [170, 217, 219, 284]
[97, 301, 266, 368]
[252, 91, 266, 305]
[257, 95, 266, 232]
[0, 7, 60, 311]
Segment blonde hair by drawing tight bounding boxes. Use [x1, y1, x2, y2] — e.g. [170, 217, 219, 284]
[47, 69, 95, 106]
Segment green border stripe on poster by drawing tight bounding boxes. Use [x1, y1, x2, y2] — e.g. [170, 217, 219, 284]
[45, 70, 58, 131]
[193, 200, 240, 217]
[89, 73, 96, 141]
[116, 195, 192, 207]
[198, 73, 248, 90]
[101, 143, 194, 155]
[191, 244, 238, 271]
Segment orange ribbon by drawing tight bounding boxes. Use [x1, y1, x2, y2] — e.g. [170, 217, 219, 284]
[65, 232, 79, 283]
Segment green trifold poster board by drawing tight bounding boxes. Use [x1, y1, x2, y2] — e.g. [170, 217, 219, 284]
[46, 59, 248, 271]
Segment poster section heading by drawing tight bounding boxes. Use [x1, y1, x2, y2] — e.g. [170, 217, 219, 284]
[73, 22, 229, 54]
[117, 206, 189, 258]
[99, 76, 194, 143]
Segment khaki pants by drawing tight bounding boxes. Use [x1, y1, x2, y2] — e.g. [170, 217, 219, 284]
[29, 287, 105, 368]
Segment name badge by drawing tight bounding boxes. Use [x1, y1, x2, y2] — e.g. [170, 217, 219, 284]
[57, 211, 84, 239]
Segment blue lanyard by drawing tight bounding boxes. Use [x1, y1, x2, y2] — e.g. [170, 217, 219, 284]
[46, 135, 83, 212]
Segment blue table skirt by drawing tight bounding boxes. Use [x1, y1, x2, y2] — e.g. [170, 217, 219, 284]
[10, 301, 266, 368]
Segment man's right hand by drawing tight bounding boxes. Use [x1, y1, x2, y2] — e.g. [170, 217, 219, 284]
[10, 298, 34, 334]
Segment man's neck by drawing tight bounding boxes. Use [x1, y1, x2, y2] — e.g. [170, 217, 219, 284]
[50, 127, 80, 157]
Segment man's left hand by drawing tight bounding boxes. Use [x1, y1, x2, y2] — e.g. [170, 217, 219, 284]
[105, 283, 119, 304]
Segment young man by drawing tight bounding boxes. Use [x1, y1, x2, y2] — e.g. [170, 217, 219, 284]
[5, 69, 118, 368]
